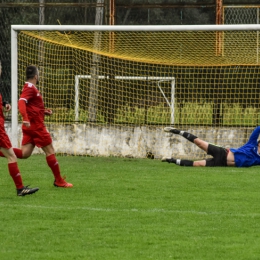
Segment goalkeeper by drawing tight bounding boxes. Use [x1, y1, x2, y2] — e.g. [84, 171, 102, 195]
[162, 126, 260, 167]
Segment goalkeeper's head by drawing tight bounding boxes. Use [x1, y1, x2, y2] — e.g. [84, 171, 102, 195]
[26, 65, 39, 84]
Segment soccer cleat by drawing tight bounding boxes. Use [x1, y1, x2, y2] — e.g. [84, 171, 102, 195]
[161, 157, 176, 163]
[163, 127, 180, 134]
[54, 176, 73, 188]
[17, 186, 39, 196]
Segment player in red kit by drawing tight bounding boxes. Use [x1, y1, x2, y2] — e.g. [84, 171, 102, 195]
[0, 62, 39, 196]
[0, 65, 73, 188]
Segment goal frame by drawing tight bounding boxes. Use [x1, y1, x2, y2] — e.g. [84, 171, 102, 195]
[75, 75, 175, 123]
[11, 24, 260, 147]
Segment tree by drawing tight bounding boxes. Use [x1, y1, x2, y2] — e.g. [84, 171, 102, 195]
[88, 0, 105, 122]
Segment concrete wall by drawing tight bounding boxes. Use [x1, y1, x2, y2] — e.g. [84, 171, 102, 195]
[4, 122, 254, 160]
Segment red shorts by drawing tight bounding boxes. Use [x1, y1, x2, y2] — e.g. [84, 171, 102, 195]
[0, 125, 12, 149]
[22, 126, 52, 148]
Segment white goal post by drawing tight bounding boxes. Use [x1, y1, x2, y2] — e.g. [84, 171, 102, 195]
[75, 75, 175, 123]
[11, 24, 260, 147]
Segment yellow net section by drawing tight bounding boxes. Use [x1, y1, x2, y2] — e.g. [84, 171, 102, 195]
[17, 30, 260, 158]
[20, 30, 259, 66]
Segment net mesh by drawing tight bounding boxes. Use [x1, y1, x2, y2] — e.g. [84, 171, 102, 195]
[20, 30, 260, 66]
[17, 29, 260, 158]
[224, 6, 259, 24]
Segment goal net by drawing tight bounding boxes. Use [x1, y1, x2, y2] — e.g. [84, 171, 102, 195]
[11, 25, 260, 159]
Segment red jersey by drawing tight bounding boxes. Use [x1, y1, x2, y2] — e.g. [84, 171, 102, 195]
[19, 82, 45, 130]
[0, 93, 12, 149]
[0, 94, 5, 126]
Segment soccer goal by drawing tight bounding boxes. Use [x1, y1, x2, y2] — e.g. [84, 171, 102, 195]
[10, 24, 260, 158]
[75, 75, 175, 122]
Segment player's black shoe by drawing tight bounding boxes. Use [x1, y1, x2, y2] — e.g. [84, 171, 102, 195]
[17, 186, 39, 196]
[161, 157, 176, 163]
[164, 127, 180, 134]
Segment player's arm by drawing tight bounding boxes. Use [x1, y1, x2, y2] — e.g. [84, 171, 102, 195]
[247, 126, 260, 144]
[19, 84, 36, 128]
[18, 99, 30, 128]
[44, 108, 52, 116]
[2, 100, 11, 111]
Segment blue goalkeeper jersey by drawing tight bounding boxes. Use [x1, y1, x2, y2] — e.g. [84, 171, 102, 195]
[230, 126, 260, 167]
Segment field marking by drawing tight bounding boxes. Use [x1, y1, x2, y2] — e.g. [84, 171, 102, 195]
[0, 203, 259, 218]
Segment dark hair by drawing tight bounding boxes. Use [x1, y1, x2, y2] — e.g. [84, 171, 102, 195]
[26, 65, 38, 80]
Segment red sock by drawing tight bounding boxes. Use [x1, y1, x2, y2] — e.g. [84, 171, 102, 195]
[46, 154, 63, 182]
[0, 148, 23, 158]
[13, 148, 23, 159]
[8, 162, 24, 189]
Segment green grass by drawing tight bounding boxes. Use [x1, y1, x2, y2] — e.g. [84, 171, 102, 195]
[1, 155, 260, 259]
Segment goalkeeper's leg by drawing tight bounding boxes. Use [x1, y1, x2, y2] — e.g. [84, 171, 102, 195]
[164, 127, 209, 153]
[164, 127, 198, 143]
[162, 157, 206, 167]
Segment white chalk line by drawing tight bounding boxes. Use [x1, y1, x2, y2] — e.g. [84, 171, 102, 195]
[0, 203, 259, 218]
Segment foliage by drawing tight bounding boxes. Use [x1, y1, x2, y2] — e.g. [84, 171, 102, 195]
[177, 102, 213, 125]
[40, 102, 260, 127]
[44, 108, 105, 123]
[222, 103, 259, 126]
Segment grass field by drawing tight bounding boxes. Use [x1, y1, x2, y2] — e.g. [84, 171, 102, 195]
[1, 155, 260, 260]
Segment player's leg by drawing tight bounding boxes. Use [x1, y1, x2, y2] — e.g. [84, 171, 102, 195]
[30, 127, 70, 186]
[162, 127, 210, 166]
[0, 129, 34, 159]
[164, 127, 209, 152]
[193, 138, 209, 153]
[21, 143, 35, 158]
[193, 160, 207, 166]
[0, 146, 32, 159]
[41, 143, 73, 188]
[0, 147, 39, 196]
[20, 129, 36, 158]
[164, 127, 198, 143]
[162, 157, 206, 166]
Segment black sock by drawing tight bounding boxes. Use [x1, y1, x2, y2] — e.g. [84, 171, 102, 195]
[176, 159, 194, 166]
[180, 131, 198, 143]
[167, 158, 176, 163]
